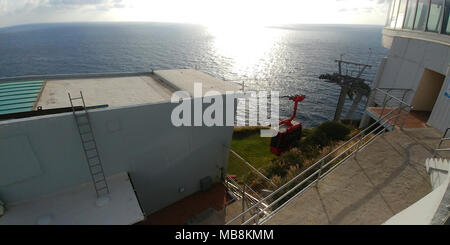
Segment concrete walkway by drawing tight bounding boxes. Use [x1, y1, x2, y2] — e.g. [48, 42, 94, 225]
[265, 128, 447, 225]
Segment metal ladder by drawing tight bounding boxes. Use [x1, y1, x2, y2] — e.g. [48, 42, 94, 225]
[68, 91, 110, 197]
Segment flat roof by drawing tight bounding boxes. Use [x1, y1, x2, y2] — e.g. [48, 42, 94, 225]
[37, 75, 172, 109]
[0, 172, 144, 225]
[154, 69, 241, 97]
[31, 69, 240, 110]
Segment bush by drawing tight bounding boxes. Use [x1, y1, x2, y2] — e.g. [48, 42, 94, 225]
[278, 148, 304, 168]
[297, 142, 321, 159]
[302, 128, 314, 138]
[265, 148, 304, 178]
[317, 121, 351, 142]
[265, 161, 288, 178]
[306, 129, 331, 148]
[295, 121, 350, 158]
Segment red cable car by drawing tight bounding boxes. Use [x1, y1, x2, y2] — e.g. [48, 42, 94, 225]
[270, 95, 305, 156]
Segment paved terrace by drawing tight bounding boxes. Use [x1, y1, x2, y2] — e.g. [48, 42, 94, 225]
[266, 128, 449, 225]
[367, 107, 431, 129]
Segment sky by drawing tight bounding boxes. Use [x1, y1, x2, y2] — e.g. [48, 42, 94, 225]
[0, 0, 391, 28]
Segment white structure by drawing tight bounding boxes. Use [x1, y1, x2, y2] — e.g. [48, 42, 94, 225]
[363, 0, 450, 132]
[0, 69, 240, 225]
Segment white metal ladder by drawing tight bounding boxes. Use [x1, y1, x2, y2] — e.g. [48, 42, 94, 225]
[68, 91, 110, 197]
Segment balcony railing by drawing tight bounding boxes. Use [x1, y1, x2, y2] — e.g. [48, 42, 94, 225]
[226, 90, 413, 225]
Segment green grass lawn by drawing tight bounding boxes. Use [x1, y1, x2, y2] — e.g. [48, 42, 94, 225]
[227, 131, 277, 181]
[227, 121, 358, 184]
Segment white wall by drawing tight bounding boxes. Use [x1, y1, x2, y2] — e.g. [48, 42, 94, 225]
[377, 35, 450, 132]
[0, 97, 234, 215]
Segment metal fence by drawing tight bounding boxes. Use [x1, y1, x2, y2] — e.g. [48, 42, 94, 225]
[226, 89, 413, 225]
[225, 146, 277, 196]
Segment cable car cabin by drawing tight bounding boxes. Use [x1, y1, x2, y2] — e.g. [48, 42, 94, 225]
[270, 121, 302, 156]
[270, 95, 305, 156]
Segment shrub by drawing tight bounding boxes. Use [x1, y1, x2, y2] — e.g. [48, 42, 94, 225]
[295, 122, 350, 158]
[317, 121, 351, 142]
[302, 128, 314, 138]
[266, 148, 304, 178]
[307, 129, 331, 147]
[278, 148, 304, 168]
[297, 142, 321, 159]
[265, 161, 288, 178]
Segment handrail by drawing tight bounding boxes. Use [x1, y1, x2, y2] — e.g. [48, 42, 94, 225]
[377, 87, 412, 91]
[226, 106, 409, 225]
[225, 175, 265, 205]
[250, 112, 405, 225]
[374, 88, 412, 108]
[226, 89, 413, 225]
[224, 176, 270, 214]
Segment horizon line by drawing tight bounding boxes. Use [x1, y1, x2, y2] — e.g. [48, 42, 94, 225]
[0, 21, 384, 30]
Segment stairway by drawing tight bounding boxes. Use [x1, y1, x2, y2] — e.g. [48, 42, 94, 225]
[69, 92, 109, 197]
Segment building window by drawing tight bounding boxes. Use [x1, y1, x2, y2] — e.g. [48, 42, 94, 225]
[427, 0, 444, 32]
[414, 0, 431, 30]
[404, 0, 418, 29]
[391, 0, 401, 28]
[386, 0, 394, 27]
[386, 0, 395, 26]
[396, 0, 409, 29]
[443, 0, 450, 34]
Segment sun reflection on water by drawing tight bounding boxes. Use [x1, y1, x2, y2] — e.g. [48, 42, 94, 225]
[207, 25, 287, 80]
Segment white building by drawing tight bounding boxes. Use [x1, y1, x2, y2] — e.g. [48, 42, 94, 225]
[0, 69, 240, 225]
[363, 0, 450, 132]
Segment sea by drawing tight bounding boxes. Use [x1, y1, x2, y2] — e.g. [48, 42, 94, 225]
[0, 22, 388, 128]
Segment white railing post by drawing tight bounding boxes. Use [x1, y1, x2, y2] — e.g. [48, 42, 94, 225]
[380, 90, 389, 117]
[316, 159, 325, 185]
[241, 185, 246, 224]
[355, 132, 364, 158]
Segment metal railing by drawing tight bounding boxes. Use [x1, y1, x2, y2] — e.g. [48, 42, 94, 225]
[226, 90, 413, 225]
[370, 88, 413, 129]
[224, 175, 270, 223]
[225, 146, 277, 197]
[433, 128, 450, 158]
[225, 175, 268, 209]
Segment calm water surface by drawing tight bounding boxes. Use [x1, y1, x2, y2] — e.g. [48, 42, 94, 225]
[0, 23, 387, 127]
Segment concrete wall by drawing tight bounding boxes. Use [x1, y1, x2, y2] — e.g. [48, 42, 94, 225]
[377, 34, 450, 132]
[0, 97, 234, 215]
